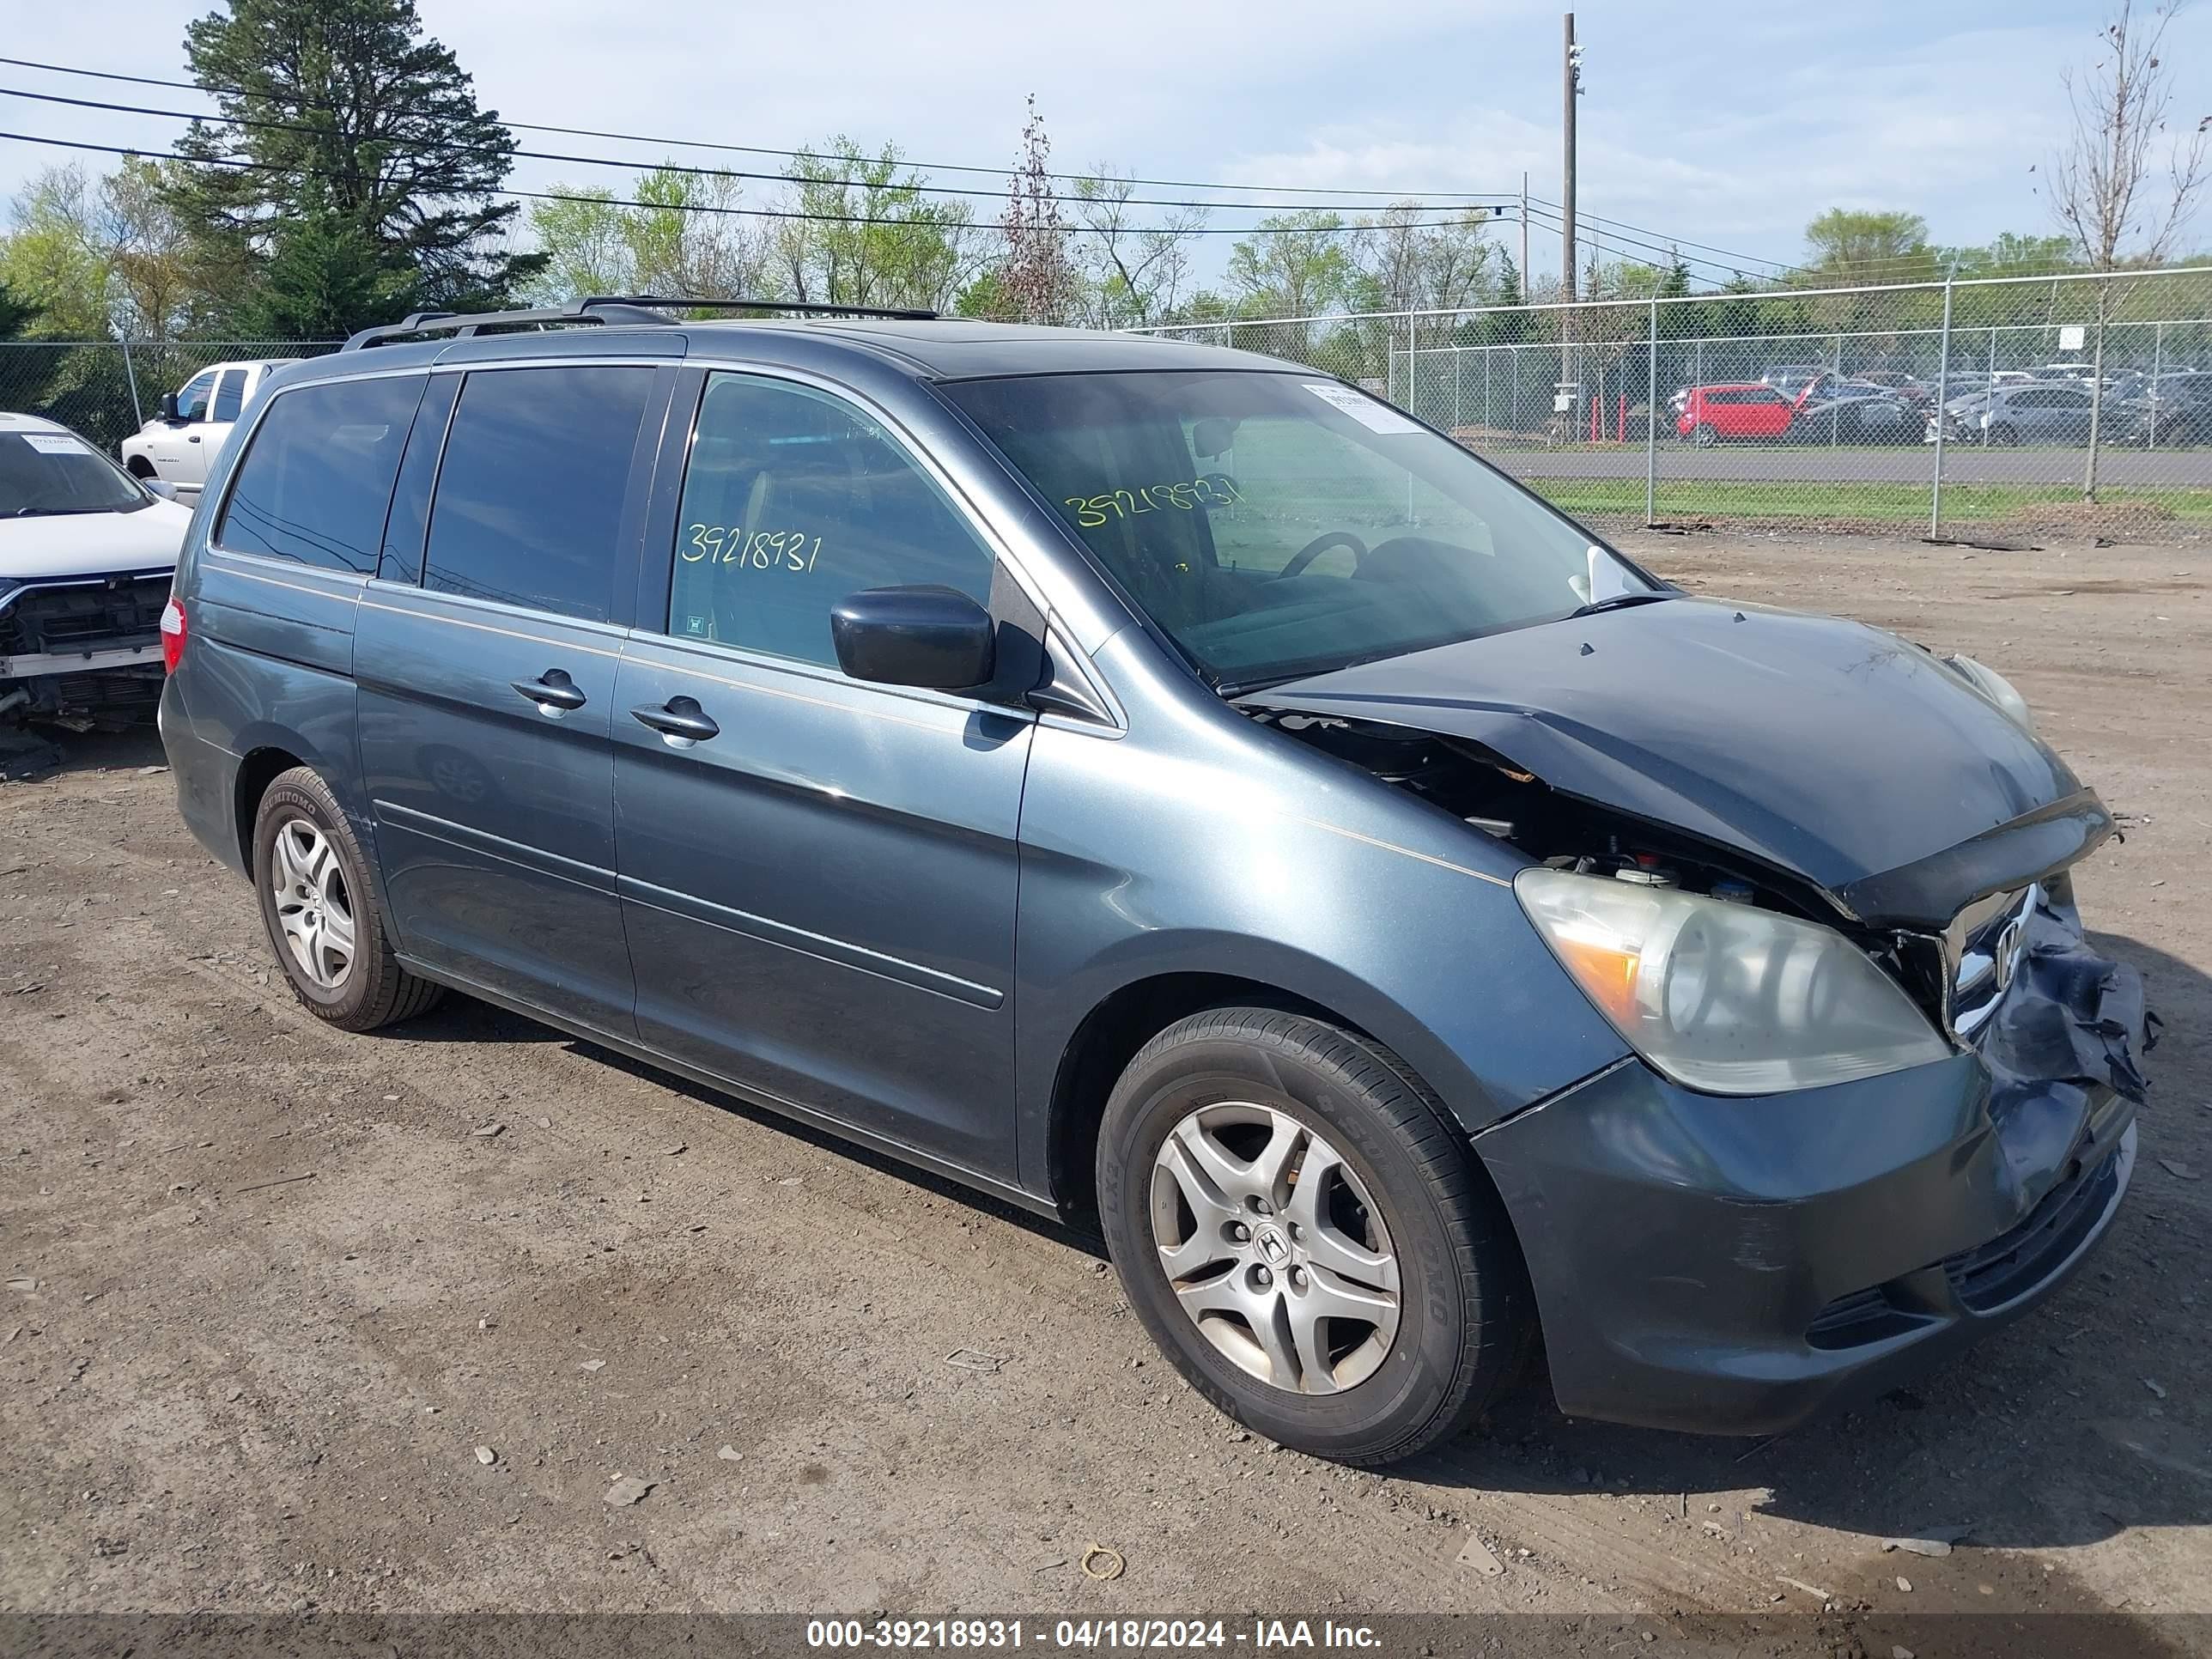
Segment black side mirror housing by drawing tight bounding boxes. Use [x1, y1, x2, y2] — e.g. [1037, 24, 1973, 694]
[830, 586, 995, 690]
[160, 392, 182, 422]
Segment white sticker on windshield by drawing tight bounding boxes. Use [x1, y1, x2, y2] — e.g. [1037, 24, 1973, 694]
[21, 433, 91, 455]
[1300, 381, 1423, 434]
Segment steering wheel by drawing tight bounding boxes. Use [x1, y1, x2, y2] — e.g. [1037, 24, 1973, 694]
[1276, 530, 1369, 580]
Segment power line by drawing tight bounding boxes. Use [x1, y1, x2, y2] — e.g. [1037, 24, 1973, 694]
[0, 53, 1523, 205]
[0, 83, 1524, 222]
[0, 129, 1505, 237]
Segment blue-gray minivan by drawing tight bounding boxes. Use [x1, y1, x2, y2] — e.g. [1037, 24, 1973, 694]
[157, 298, 2154, 1465]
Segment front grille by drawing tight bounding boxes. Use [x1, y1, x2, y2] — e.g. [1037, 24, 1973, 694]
[1943, 1144, 2121, 1313]
[1804, 1286, 1927, 1350]
[1947, 883, 2037, 1038]
[0, 572, 172, 660]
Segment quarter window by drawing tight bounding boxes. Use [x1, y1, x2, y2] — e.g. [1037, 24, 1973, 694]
[216, 374, 425, 572]
[668, 373, 995, 669]
[423, 366, 658, 622]
[212, 368, 249, 423]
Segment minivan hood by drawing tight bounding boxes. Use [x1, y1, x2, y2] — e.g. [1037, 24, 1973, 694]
[1239, 598, 2106, 928]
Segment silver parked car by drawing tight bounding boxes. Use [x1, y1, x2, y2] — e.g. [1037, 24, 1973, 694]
[1926, 381, 2102, 446]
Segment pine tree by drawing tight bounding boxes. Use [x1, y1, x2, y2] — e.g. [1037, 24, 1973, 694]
[162, 0, 542, 319]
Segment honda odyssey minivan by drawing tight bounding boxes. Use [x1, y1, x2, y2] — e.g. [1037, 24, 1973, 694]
[158, 297, 2154, 1466]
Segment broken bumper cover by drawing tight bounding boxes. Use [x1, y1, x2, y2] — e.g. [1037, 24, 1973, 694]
[1477, 921, 2151, 1437]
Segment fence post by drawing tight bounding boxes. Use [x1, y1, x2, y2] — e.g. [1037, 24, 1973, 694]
[2150, 320, 2164, 448]
[118, 337, 143, 428]
[1929, 269, 1956, 537]
[1645, 295, 1659, 526]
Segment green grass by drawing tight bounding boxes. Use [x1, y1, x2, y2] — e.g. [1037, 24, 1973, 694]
[1523, 477, 2212, 526]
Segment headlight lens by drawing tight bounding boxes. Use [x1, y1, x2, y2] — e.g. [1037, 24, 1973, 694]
[1945, 653, 2035, 732]
[1516, 869, 1951, 1094]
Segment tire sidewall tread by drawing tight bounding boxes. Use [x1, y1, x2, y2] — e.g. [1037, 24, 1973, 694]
[251, 767, 441, 1033]
[1097, 1007, 1528, 1466]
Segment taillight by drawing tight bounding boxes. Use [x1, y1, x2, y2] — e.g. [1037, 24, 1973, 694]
[160, 594, 187, 673]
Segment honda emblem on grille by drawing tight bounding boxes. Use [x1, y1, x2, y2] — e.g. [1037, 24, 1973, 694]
[1991, 916, 2026, 994]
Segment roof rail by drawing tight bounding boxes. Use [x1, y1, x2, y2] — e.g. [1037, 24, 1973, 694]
[341, 294, 939, 351]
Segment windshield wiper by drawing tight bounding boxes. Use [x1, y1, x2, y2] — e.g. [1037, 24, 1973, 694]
[12, 506, 110, 517]
[1570, 590, 1678, 619]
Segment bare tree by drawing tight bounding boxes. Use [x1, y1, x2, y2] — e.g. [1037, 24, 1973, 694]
[1068, 170, 1205, 329]
[2045, 0, 2209, 498]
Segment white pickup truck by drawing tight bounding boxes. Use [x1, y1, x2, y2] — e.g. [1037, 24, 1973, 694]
[119, 358, 301, 498]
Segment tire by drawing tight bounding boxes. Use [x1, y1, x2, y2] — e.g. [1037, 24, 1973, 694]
[251, 766, 443, 1031]
[1097, 1008, 1532, 1466]
[1987, 422, 2020, 447]
[1692, 422, 1719, 448]
[125, 458, 155, 479]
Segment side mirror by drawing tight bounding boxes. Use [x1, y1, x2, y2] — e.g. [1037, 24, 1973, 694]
[160, 392, 182, 422]
[143, 478, 179, 501]
[830, 585, 994, 690]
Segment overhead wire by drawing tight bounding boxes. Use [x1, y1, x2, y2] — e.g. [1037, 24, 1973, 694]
[0, 53, 1522, 204]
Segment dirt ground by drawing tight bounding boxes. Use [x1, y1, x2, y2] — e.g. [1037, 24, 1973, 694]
[2, 532, 2208, 1650]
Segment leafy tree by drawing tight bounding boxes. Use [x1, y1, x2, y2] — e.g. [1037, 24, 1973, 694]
[231, 208, 417, 337]
[163, 0, 543, 313]
[1801, 209, 1940, 285]
[1, 165, 112, 337]
[769, 139, 975, 313]
[523, 167, 769, 307]
[0, 276, 32, 341]
[1224, 211, 1357, 317]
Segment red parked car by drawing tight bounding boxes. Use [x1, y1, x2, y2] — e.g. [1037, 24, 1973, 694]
[1676, 383, 1798, 446]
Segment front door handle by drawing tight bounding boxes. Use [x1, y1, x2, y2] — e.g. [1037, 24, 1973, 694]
[512, 669, 587, 712]
[630, 696, 720, 743]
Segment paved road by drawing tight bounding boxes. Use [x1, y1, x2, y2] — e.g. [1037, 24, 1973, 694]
[1484, 443, 2212, 486]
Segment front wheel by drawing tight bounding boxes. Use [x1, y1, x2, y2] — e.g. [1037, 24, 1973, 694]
[1097, 1008, 1533, 1465]
[1691, 422, 1719, 448]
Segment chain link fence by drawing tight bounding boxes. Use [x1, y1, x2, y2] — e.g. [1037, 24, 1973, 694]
[0, 339, 340, 455]
[1134, 265, 2212, 542]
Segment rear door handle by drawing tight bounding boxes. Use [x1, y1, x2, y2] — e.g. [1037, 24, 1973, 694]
[629, 696, 720, 743]
[512, 669, 587, 712]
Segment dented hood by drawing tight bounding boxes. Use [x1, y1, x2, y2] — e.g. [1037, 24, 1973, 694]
[1240, 598, 2110, 928]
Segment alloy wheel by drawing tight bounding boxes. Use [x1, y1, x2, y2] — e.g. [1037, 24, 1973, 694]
[269, 816, 357, 990]
[1148, 1102, 1401, 1395]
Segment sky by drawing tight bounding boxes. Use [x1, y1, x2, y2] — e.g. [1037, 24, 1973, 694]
[6, 0, 2209, 290]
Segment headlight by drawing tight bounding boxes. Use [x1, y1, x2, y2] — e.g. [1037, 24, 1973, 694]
[1516, 869, 1951, 1094]
[1944, 653, 2035, 732]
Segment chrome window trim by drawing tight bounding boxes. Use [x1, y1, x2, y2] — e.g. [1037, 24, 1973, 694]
[359, 576, 630, 659]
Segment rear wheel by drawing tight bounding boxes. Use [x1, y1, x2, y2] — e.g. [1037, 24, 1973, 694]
[1097, 1008, 1533, 1466]
[251, 767, 443, 1031]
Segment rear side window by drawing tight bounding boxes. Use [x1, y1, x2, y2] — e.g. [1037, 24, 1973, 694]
[423, 366, 657, 622]
[666, 372, 995, 669]
[216, 374, 426, 572]
[212, 368, 249, 423]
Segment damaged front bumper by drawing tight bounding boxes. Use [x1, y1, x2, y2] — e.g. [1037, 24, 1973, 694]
[1476, 900, 2153, 1436]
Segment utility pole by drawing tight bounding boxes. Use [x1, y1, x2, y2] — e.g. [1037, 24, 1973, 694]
[1562, 12, 1580, 303]
[1559, 11, 1583, 432]
[1520, 171, 1530, 304]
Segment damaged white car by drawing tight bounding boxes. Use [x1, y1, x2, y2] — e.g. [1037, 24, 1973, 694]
[1, 412, 192, 728]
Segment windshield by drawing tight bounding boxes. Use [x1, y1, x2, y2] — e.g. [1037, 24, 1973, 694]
[0, 428, 150, 516]
[945, 370, 1657, 690]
